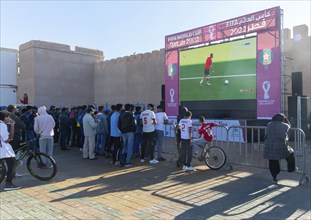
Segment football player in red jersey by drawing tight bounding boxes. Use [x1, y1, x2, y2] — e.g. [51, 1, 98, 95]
[200, 53, 214, 86]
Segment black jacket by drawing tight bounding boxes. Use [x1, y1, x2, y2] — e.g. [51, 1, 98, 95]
[118, 111, 136, 133]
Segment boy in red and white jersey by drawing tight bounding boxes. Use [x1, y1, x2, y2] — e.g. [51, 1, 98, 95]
[178, 111, 194, 171]
[193, 116, 218, 156]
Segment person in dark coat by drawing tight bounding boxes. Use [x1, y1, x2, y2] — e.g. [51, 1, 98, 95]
[264, 113, 291, 184]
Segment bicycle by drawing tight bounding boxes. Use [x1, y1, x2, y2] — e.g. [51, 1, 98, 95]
[173, 122, 226, 170]
[0, 136, 57, 183]
[195, 142, 227, 170]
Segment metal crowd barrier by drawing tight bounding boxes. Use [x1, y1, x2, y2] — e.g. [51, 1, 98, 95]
[162, 123, 309, 185]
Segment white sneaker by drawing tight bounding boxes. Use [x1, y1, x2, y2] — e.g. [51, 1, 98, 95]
[14, 172, 23, 178]
[140, 159, 145, 163]
[182, 165, 187, 170]
[149, 159, 159, 164]
[207, 82, 211, 86]
[184, 166, 196, 171]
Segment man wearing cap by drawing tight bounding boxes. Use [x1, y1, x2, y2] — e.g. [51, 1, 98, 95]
[140, 104, 158, 164]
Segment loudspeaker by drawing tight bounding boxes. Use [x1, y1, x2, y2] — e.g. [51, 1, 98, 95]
[161, 84, 165, 101]
[160, 101, 165, 112]
[288, 96, 307, 129]
[292, 72, 303, 96]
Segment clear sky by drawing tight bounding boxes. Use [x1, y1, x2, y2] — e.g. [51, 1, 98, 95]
[1, 0, 310, 60]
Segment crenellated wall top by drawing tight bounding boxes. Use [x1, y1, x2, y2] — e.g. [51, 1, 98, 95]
[19, 40, 103, 58]
[282, 24, 309, 40]
[101, 48, 165, 66]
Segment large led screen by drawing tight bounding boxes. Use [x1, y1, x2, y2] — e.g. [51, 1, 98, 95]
[179, 37, 257, 101]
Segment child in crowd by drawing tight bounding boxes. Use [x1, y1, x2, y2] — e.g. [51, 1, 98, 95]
[178, 111, 194, 171]
[192, 116, 218, 159]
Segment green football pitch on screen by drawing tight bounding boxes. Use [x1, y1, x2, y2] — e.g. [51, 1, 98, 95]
[179, 37, 257, 101]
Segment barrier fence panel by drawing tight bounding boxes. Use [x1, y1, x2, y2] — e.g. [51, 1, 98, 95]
[226, 126, 308, 185]
[162, 124, 229, 159]
[163, 124, 178, 160]
[162, 123, 309, 185]
[226, 126, 267, 168]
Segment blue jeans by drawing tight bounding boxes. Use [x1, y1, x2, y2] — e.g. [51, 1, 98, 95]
[133, 132, 142, 155]
[95, 133, 107, 153]
[121, 132, 134, 164]
[25, 130, 35, 142]
[155, 129, 164, 158]
[192, 138, 207, 154]
[39, 138, 54, 165]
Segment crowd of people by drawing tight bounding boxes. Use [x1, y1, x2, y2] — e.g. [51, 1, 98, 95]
[0, 103, 173, 190]
[1, 101, 296, 191]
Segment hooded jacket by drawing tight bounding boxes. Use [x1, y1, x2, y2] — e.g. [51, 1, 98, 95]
[34, 106, 56, 139]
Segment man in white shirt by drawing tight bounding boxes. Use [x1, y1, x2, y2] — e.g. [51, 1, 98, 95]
[155, 105, 168, 161]
[140, 104, 158, 164]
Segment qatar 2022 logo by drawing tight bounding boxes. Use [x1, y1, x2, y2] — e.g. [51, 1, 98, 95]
[259, 48, 273, 70]
[167, 64, 177, 80]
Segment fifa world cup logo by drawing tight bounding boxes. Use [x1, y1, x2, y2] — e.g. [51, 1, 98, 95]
[262, 81, 271, 100]
[209, 25, 215, 40]
[169, 88, 175, 103]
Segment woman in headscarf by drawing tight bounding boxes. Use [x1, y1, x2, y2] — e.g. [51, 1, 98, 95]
[264, 113, 291, 184]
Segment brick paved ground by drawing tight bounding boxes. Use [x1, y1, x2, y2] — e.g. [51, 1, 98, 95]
[0, 145, 310, 220]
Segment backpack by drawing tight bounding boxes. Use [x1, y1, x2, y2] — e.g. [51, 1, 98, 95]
[21, 113, 33, 130]
[77, 112, 86, 125]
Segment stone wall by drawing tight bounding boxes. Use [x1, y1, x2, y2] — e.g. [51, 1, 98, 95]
[94, 49, 165, 107]
[18, 40, 103, 107]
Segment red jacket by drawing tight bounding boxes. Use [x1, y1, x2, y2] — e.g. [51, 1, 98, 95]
[198, 122, 217, 142]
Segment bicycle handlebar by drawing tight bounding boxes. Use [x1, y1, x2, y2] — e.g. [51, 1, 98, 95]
[20, 135, 40, 145]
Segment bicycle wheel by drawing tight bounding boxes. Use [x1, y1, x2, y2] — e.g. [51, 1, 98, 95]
[0, 159, 7, 183]
[27, 153, 57, 181]
[204, 146, 226, 170]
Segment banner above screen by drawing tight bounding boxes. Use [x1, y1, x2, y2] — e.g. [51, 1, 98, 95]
[165, 7, 279, 51]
